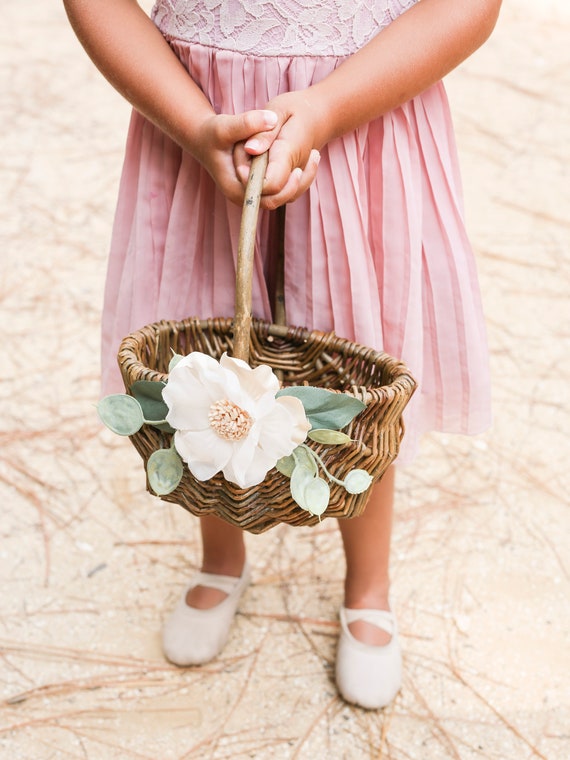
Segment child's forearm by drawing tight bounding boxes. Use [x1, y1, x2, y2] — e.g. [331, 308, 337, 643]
[64, 0, 283, 202]
[63, 0, 215, 154]
[310, 0, 502, 146]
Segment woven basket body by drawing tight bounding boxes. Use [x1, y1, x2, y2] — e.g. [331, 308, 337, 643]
[118, 316, 416, 533]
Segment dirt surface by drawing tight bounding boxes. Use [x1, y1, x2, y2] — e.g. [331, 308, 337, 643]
[1, 2, 568, 758]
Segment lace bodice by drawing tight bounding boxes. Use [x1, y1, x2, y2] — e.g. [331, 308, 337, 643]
[151, 0, 419, 57]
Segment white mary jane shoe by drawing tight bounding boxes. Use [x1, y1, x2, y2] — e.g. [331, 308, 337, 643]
[161, 563, 251, 666]
[335, 606, 402, 710]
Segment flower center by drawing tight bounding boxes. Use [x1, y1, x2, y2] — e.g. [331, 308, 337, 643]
[208, 399, 253, 441]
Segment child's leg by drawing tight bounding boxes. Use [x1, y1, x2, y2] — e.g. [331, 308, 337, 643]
[161, 514, 249, 667]
[337, 466, 394, 646]
[185, 515, 246, 608]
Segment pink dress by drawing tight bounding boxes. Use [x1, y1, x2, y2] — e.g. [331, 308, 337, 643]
[102, 0, 492, 464]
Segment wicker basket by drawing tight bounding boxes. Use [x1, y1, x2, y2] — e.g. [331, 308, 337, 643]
[117, 155, 416, 533]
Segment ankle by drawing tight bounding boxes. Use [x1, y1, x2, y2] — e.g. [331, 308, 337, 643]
[199, 517, 246, 578]
[201, 549, 246, 578]
[341, 583, 394, 648]
[344, 578, 391, 612]
[186, 555, 247, 609]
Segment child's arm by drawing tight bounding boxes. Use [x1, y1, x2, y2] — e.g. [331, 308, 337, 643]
[62, 0, 279, 204]
[241, 0, 502, 209]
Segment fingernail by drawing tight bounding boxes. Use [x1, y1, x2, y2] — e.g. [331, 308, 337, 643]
[245, 138, 261, 152]
[261, 110, 278, 127]
[292, 167, 303, 181]
[312, 150, 321, 165]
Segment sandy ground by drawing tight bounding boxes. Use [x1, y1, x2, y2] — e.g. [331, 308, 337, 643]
[1, 2, 569, 759]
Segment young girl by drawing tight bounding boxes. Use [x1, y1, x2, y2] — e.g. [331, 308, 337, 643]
[64, 0, 500, 709]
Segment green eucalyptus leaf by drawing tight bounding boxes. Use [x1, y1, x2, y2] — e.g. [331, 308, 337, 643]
[147, 447, 184, 495]
[343, 469, 374, 494]
[308, 429, 352, 446]
[292, 445, 319, 475]
[146, 420, 176, 434]
[303, 477, 330, 517]
[290, 464, 316, 511]
[276, 386, 365, 430]
[168, 353, 184, 372]
[130, 380, 169, 422]
[97, 394, 144, 436]
[276, 454, 296, 478]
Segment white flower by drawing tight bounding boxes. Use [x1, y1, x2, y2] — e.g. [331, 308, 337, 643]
[162, 352, 311, 488]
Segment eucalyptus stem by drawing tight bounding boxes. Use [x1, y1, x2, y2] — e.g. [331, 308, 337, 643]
[299, 444, 346, 487]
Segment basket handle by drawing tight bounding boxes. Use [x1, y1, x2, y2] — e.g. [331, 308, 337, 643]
[232, 152, 269, 362]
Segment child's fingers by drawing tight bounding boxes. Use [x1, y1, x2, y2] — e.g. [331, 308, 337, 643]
[260, 149, 320, 210]
[215, 110, 278, 147]
[243, 128, 280, 157]
[233, 142, 252, 186]
[299, 149, 321, 193]
[204, 150, 253, 206]
[260, 140, 299, 195]
[214, 171, 249, 206]
[260, 123, 318, 195]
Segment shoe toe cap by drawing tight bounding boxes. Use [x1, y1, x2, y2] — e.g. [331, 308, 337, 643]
[335, 632, 402, 709]
[161, 600, 232, 666]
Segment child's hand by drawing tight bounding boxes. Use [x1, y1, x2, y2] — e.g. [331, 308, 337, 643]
[192, 109, 279, 205]
[234, 90, 325, 209]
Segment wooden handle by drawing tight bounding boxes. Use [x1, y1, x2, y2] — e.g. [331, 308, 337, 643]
[232, 153, 268, 362]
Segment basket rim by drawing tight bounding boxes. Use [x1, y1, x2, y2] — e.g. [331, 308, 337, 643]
[117, 316, 417, 404]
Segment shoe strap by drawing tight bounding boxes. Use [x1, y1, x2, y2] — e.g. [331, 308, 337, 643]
[190, 570, 244, 595]
[342, 607, 396, 636]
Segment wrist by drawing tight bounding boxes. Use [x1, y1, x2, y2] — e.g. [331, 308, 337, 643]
[163, 101, 216, 162]
[305, 81, 343, 148]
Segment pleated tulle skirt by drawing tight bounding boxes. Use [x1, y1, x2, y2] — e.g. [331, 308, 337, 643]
[101, 41, 492, 464]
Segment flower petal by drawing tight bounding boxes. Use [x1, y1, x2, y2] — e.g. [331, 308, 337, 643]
[172, 351, 220, 383]
[184, 355, 235, 399]
[163, 380, 211, 431]
[252, 388, 283, 418]
[220, 353, 280, 402]
[257, 396, 311, 459]
[174, 428, 233, 481]
[224, 434, 276, 488]
[164, 352, 237, 429]
[240, 448, 277, 487]
[222, 435, 257, 487]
